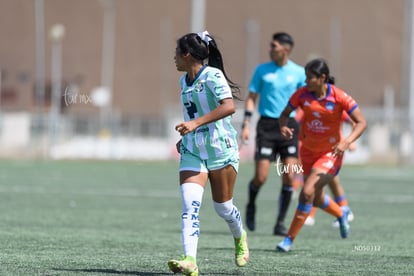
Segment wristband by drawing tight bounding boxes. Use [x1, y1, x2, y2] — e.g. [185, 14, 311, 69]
[244, 110, 253, 121]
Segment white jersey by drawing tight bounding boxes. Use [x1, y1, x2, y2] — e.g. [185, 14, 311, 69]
[179, 65, 238, 160]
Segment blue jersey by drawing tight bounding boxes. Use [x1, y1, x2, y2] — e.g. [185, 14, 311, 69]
[249, 60, 306, 118]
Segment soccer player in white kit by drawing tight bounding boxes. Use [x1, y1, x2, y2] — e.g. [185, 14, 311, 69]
[168, 31, 249, 276]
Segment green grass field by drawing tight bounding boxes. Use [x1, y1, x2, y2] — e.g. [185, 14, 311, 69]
[0, 160, 413, 275]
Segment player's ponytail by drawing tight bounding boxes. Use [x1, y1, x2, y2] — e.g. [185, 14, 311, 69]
[326, 76, 335, 85]
[205, 36, 241, 99]
[305, 58, 335, 85]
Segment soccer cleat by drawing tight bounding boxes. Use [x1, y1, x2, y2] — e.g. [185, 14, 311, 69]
[234, 229, 249, 267]
[337, 206, 350, 238]
[245, 204, 256, 231]
[304, 216, 315, 226]
[348, 210, 354, 222]
[276, 236, 293, 252]
[168, 256, 198, 276]
[273, 222, 288, 236]
[332, 210, 354, 228]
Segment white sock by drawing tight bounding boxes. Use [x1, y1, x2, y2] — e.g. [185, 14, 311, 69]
[213, 199, 243, 238]
[180, 183, 204, 259]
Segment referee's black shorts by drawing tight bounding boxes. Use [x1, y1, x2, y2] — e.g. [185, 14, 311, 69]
[255, 116, 299, 161]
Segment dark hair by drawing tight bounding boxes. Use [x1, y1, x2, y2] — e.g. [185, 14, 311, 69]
[305, 58, 335, 84]
[177, 33, 241, 98]
[272, 32, 294, 48]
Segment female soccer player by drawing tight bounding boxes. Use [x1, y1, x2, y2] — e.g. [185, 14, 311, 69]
[276, 58, 367, 252]
[168, 31, 249, 275]
[295, 109, 356, 227]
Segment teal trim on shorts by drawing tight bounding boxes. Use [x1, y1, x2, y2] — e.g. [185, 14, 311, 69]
[179, 145, 239, 173]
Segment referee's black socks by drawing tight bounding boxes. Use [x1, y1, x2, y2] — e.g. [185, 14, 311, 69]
[247, 181, 259, 206]
[277, 185, 294, 224]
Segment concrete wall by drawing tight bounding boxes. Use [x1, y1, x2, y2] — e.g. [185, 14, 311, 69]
[0, 0, 405, 117]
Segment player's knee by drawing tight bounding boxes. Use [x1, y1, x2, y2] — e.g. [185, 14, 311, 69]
[300, 190, 314, 203]
[254, 175, 267, 185]
[213, 200, 234, 219]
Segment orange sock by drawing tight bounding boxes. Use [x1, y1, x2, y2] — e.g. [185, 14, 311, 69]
[308, 206, 317, 218]
[319, 195, 343, 218]
[286, 203, 312, 240]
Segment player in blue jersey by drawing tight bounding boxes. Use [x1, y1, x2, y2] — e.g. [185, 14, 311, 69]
[241, 32, 306, 236]
[168, 31, 249, 276]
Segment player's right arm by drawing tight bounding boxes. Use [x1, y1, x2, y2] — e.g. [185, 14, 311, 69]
[280, 88, 302, 139]
[279, 105, 294, 139]
[240, 92, 258, 144]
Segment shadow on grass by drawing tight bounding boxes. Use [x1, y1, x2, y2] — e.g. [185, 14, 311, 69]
[202, 246, 312, 255]
[52, 268, 171, 275]
[53, 268, 240, 275]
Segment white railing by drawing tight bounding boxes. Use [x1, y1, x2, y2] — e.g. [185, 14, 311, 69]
[0, 106, 411, 164]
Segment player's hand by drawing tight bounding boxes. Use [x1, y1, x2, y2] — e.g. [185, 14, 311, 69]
[176, 139, 182, 154]
[240, 126, 249, 147]
[280, 126, 294, 140]
[175, 121, 197, 136]
[348, 142, 357, 152]
[332, 141, 349, 157]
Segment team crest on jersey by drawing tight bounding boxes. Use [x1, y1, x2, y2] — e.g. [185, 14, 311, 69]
[325, 101, 335, 111]
[194, 82, 204, 93]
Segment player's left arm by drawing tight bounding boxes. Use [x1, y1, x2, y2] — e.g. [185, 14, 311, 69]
[333, 107, 367, 156]
[342, 112, 357, 151]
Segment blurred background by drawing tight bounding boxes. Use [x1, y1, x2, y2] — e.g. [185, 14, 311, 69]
[0, 0, 412, 164]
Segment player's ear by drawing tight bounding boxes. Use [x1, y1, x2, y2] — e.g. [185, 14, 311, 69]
[284, 44, 292, 54]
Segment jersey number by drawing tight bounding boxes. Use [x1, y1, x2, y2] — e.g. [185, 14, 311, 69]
[184, 101, 198, 119]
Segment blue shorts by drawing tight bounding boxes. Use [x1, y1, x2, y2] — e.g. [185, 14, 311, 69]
[179, 145, 239, 173]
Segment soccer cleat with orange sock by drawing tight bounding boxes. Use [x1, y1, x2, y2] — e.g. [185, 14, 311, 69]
[277, 203, 311, 252]
[337, 206, 350, 238]
[332, 209, 354, 227]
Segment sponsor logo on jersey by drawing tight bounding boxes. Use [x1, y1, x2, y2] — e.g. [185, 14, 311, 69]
[306, 119, 330, 133]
